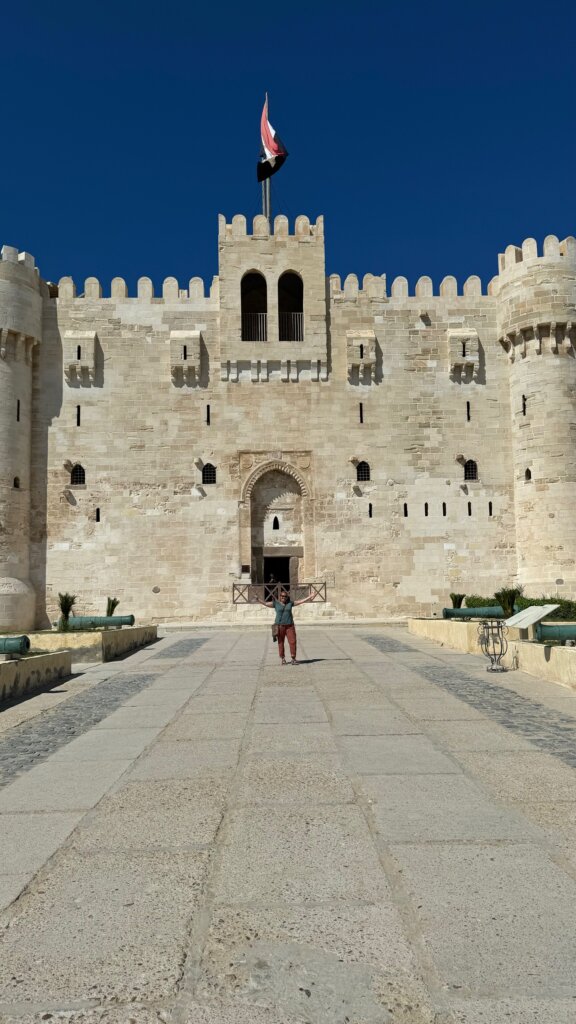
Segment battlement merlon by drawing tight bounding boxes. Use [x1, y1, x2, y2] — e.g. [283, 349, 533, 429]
[218, 213, 324, 242]
[56, 274, 219, 304]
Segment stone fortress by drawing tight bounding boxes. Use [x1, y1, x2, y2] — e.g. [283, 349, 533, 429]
[1, 213, 575, 629]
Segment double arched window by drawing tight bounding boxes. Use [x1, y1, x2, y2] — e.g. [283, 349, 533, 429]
[356, 461, 371, 482]
[202, 463, 217, 485]
[71, 464, 86, 486]
[241, 273, 267, 341]
[278, 271, 303, 341]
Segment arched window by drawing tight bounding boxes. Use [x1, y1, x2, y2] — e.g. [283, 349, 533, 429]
[356, 461, 370, 482]
[464, 459, 478, 481]
[525, 468, 532, 481]
[13, 477, 20, 489]
[241, 272, 267, 341]
[278, 271, 304, 341]
[202, 463, 216, 485]
[71, 464, 85, 486]
[272, 516, 279, 530]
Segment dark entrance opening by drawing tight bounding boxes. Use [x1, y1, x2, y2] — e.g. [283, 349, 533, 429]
[264, 556, 290, 593]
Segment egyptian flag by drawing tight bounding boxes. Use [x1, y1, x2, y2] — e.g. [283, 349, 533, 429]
[257, 96, 288, 182]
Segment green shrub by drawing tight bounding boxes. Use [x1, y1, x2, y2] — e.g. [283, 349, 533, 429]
[516, 595, 576, 621]
[449, 593, 466, 608]
[57, 592, 77, 632]
[494, 587, 523, 617]
[465, 594, 497, 608]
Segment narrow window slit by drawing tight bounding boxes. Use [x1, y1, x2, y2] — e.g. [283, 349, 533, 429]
[206, 405, 211, 426]
[442, 502, 447, 516]
[183, 345, 188, 361]
[95, 508, 101, 523]
[468, 501, 472, 517]
[77, 345, 82, 360]
[522, 394, 527, 416]
[368, 503, 373, 519]
[466, 401, 471, 422]
[16, 399, 20, 422]
[424, 502, 429, 517]
[359, 402, 364, 424]
[403, 503, 408, 518]
[272, 516, 279, 530]
[76, 405, 81, 427]
[488, 501, 493, 517]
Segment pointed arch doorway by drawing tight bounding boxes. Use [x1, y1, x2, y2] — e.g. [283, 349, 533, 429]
[239, 460, 315, 590]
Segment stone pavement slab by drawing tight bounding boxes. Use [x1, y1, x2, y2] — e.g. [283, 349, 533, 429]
[391, 842, 576, 997]
[0, 625, 575, 1024]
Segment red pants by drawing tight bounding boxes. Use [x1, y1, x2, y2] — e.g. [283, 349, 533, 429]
[278, 624, 297, 660]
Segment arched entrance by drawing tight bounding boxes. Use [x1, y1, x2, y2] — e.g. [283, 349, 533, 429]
[251, 469, 303, 588]
[238, 460, 315, 589]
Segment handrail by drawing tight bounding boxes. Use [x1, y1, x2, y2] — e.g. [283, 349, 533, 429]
[232, 582, 326, 604]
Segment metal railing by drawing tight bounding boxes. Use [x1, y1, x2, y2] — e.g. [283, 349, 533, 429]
[242, 313, 267, 341]
[232, 582, 326, 605]
[279, 311, 304, 341]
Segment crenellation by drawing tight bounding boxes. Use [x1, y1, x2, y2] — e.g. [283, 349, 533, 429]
[84, 277, 102, 300]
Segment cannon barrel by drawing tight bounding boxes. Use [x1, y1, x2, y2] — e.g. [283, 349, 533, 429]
[67, 615, 135, 630]
[535, 623, 576, 643]
[0, 635, 31, 655]
[443, 606, 506, 620]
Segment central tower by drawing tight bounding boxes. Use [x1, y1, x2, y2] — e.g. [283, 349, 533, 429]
[217, 213, 327, 383]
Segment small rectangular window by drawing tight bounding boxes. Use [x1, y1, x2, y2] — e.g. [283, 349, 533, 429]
[359, 402, 363, 424]
[16, 399, 20, 422]
[206, 404, 211, 426]
[76, 405, 81, 427]
[466, 401, 471, 422]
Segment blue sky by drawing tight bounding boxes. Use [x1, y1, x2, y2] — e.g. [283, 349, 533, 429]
[3, 0, 574, 293]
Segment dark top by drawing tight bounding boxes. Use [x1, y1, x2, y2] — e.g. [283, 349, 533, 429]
[274, 600, 294, 626]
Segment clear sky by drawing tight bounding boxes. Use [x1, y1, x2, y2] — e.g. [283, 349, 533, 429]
[3, 0, 574, 294]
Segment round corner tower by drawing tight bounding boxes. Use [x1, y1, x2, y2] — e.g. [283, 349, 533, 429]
[0, 245, 43, 629]
[496, 234, 576, 595]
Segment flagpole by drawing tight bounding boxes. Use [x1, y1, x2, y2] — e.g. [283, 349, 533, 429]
[262, 178, 271, 227]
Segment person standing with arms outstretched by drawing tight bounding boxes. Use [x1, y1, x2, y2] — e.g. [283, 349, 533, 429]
[257, 588, 313, 664]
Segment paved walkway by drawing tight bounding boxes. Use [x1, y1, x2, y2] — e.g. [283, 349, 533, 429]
[0, 626, 575, 1024]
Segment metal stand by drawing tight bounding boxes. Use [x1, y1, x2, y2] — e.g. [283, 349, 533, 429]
[477, 619, 508, 672]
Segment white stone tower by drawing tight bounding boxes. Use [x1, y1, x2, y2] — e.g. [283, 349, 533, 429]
[0, 246, 43, 629]
[497, 234, 576, 595]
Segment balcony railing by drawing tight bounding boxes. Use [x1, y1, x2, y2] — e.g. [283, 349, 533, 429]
[242, 313, 267, 341]
[279, 311, 304, 342]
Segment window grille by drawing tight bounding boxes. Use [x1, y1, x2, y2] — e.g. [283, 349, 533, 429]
[464, 459, 478, 481]
[71, 464, 85, 486]
[356, 461, 370, 482]
[202, 463, 216, 485]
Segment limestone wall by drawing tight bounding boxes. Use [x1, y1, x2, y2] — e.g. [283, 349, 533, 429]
[10, 216, 574, 625]
[0, 651, 72, 702]
[30, 625, 158, 662]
